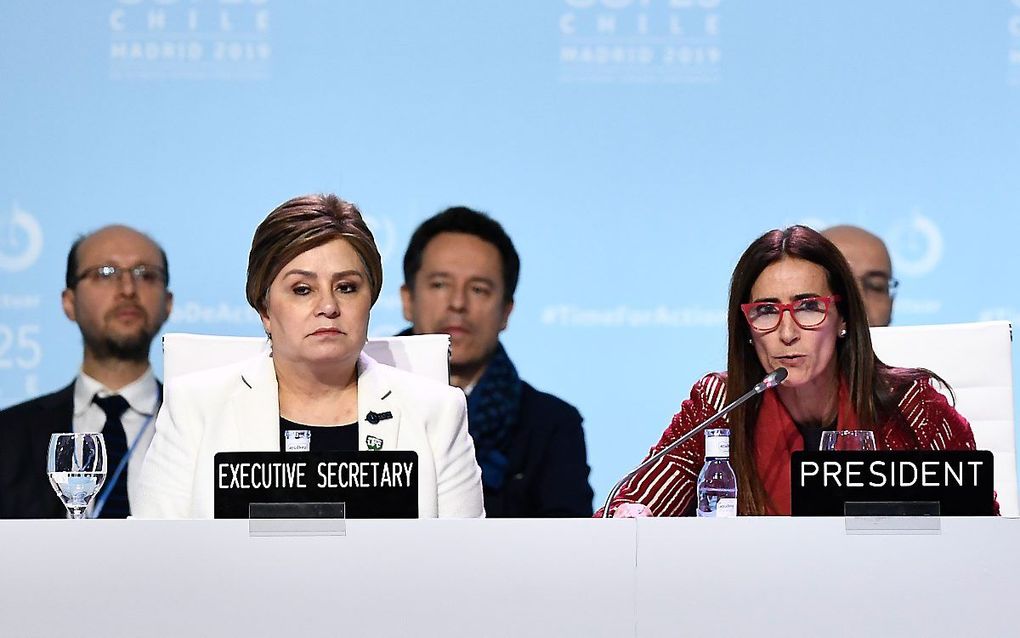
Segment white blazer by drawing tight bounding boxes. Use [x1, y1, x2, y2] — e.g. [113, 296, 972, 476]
[135, 349, 484, 519]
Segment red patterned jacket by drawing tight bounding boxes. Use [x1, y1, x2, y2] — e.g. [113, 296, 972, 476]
[602, 373, 992, 517]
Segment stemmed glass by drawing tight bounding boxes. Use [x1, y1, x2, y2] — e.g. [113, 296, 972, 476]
[819, 430, 877, 451]
[47, 433, 107, 519]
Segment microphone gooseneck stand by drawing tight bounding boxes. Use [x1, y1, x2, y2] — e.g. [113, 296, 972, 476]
[599, 367, 789, 518]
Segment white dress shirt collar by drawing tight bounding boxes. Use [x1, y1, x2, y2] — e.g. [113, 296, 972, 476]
[73, 367, 159, 417]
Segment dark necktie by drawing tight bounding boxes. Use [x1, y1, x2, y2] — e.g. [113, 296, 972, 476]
[93, 394, 131, 518]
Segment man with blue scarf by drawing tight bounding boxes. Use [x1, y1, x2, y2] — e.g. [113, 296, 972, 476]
[399, 207, 593, 517]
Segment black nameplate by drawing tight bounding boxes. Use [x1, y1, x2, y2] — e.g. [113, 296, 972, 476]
[791, 451, 994, 516]
[214, 451, 418, 519]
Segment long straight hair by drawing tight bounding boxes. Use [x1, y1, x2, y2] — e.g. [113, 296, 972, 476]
[724, 226, 946, 515]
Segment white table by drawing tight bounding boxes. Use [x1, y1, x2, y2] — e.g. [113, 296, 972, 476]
[634, 517, 1020, 637]
[0, 518, 1016, 637]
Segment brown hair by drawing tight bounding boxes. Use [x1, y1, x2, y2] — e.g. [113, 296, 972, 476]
[725, 225, 946, 515]
[246, 194, 383, 315]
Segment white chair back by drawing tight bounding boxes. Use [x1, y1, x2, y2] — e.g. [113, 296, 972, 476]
[870, 321, 1016, 516]
[161, 332, 451, 385]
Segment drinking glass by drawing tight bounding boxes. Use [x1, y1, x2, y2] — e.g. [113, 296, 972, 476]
[47, 433, 107, 519]
[819, 430, 877, 451]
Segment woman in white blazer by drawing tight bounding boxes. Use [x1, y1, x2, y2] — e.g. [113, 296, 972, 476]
[136, 194, 484, 519]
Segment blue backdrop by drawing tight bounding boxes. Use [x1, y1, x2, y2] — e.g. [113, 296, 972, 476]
[2, 1, 1019, 506]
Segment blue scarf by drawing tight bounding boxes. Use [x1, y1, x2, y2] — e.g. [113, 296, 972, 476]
[466, 342, 522, 491]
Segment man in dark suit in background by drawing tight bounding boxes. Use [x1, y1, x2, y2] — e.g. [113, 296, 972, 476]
[400, 207, 594, 517]
[0, 225, 173, 518]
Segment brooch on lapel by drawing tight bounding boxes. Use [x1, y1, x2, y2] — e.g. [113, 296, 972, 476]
[366, 435, 384, 451]
[365, 411, 392, 425]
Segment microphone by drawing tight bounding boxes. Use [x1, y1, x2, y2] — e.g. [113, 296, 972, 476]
[599, 367, 788, 518]
[754, 367, 788, 394]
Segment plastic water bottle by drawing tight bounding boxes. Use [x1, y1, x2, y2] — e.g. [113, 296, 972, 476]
[697, 428, 737, 517]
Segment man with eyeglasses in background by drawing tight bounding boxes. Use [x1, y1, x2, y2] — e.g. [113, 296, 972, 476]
[822, 225, 898, 327]
[0, 225, 173, 518]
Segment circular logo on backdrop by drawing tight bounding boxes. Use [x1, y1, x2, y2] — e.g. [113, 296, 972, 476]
[363, 215, 397, 264]
[0, 204, 44, 273]
[887, 211, 944, 277]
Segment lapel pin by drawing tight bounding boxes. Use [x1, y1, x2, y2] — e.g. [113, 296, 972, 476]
[366, 435, 384, 451]
[365, 410, 393, 425]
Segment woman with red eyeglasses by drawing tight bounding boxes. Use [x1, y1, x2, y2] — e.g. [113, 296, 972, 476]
[601, 225, 987, 517]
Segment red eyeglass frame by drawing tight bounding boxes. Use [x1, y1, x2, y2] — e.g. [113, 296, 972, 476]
[740, 295, 842, 332]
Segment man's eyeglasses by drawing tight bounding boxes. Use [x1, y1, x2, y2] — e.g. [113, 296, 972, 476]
[75, 264, 167, 287]
[740, 295, 841, 332]
[859, 273, 899, 298]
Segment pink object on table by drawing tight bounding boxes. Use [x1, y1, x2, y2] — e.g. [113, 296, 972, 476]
[613, 503, 652, 518]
